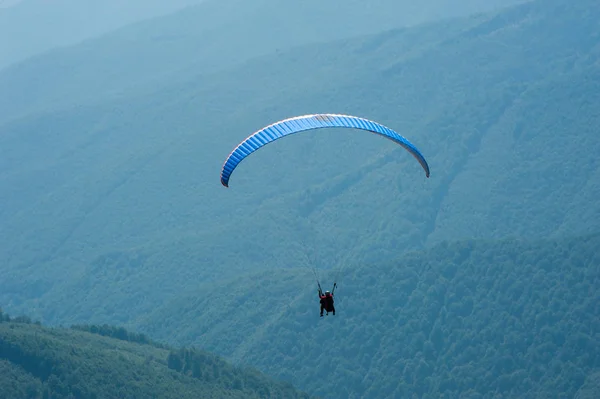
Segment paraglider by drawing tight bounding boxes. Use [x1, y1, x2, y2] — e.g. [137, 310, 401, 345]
[220, 113, 430, 187]
[319, 285, 336, 317]
[219, 113, 431, 317]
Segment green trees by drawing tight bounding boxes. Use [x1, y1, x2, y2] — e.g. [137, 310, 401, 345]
[138, 233, 600, 398]
[0, 318, 311, 399]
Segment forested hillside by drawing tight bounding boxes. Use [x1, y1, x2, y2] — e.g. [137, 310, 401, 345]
[138, 233, 600, 398]
[0, 0, 204, 69]
[1, 0, 598, 327]
[0, 0, 525, 120]
[0, 314, 311, 399]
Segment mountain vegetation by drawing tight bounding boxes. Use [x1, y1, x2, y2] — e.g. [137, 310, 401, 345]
[1, 0, 598, 325]
[2, 232, 598, 398]
[0, 313, 311, 399]
[0, 0, 525, 119]
[1, 0, 599, 397]
[140, 232, 600, 398]
[0, 0, 205, 70]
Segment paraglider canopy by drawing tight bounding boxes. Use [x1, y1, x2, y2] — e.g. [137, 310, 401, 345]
[220, 113, 430, 187]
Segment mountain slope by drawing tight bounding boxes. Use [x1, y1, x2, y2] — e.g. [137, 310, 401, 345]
[1, 0, 599, 331]
[0, 0, 526, 121]
[0, 315, 311, 399]
[137, 232, 600, 398]
[0, 0, 205, 69]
